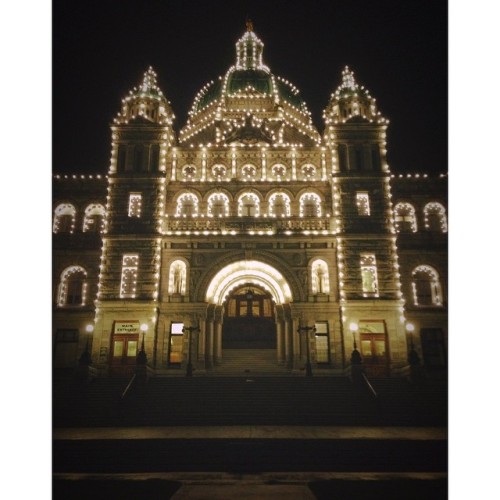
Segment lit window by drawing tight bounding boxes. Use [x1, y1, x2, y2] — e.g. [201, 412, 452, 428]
[169, 260, 187, 295]
[360, 254, 379, 296]
[82, 203, 106, 233]
[311, 259, 330, 294]
[356, 192, 370, 216]
[57, 266, 87, 306]
[241, 164, 258, 180]
[271, 164, 287, 179]
[394, 202, 417, 232]
[299, 192, 322, 217]
[424, 202, 447, 233]
[238, 193, 260, 216]
[207, 193, 230, 217]
[176, 193, 199, 217]
[412, 265, 443, 306]
[53, 203, 76, 233]
[211, 164, 227, 179]
[182, 164, 197, 179]
[301, 164, 317, 180]
[128, 193, 142, 217]
[268, 192, 290, 217]
[120, 255, 139, 298]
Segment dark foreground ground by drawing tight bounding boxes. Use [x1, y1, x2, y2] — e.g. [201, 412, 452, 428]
[53, 374, 447, 499]
[54, 475, 447, 500]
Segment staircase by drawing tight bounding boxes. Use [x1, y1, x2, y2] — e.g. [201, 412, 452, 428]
[53, 374, 446, 428]
[211, 349, 290, 376]
[53, 374, 447, 490]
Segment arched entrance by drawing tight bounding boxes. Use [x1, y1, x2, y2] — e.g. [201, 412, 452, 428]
[204, 260, 294, 373]
[222, 284, 276, 349]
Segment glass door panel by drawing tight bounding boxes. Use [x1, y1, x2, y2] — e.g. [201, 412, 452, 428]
[113, 340, 124, 357]
[169, 335, 183, 364]
[126, 340, 137, 357]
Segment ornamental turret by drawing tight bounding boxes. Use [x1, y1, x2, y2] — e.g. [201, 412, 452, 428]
[114, 66, 175, 126]
[323, 66, 385, 126]
[235, 20, 270, 72]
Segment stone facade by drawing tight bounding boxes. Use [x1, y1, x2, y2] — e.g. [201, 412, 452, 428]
[53, 26, 447, 377]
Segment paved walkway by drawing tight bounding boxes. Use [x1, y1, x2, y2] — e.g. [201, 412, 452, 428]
[54, 425, 446, 441]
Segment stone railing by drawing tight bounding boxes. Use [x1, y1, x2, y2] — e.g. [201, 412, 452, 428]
[162, 216, 331, 233]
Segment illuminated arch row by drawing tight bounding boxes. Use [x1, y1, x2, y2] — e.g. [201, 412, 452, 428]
[206, 260, 292, 305]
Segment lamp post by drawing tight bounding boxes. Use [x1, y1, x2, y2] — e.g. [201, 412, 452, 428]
[406, 322, 420, 366]
[349, 321, 363, 384]
[183, 324, 199, 377]
[297, 325, 315, 376]
[137, 323, 148, 365]
[79, 324, 94, 366]
[349, 322, 361, 365]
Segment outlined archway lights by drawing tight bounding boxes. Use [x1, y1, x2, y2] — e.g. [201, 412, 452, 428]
[205, 260, 293, 305]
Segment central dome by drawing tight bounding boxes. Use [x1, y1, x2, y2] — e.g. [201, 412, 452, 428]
[179, 23, 320, 147]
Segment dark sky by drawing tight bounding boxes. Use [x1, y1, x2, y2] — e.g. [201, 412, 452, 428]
[53, 0, 447, 175]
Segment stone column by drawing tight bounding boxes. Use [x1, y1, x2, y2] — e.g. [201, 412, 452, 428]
[205, 319, 214, 369]
[198, 318, 206, 363]
[215, 321, 222, 365]
[292, 316, 301, 369]
[284, 320, 291, 367]
[276, 321, 284, 364]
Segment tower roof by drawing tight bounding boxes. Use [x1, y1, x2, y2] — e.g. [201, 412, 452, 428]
[323, 66, 386, 124]
[114, 66, 174, 125]
[180, 24, 320, 147]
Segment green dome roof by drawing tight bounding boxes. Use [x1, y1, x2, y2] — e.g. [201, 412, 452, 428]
[227, 69, 273, 95]
[191, 27, 307, 114]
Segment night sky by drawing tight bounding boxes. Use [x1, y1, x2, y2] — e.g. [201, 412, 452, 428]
[53, 0, 447, 175]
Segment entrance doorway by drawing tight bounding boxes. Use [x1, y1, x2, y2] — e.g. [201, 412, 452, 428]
[359, 320, 390, 377]
[110, 334, 139, 371]
[222, 285, 276, 349]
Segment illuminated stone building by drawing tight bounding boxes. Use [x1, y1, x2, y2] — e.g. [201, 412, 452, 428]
[53, 25, 447, 377]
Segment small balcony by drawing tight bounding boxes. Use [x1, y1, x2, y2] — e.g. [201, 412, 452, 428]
[162, 216, 333, 235]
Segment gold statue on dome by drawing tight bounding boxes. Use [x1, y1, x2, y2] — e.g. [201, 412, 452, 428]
[246, 19, 253, 32]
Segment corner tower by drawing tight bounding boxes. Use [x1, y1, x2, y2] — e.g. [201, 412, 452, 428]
[324, 67, 407, 374]
[92, 68, 175, 372]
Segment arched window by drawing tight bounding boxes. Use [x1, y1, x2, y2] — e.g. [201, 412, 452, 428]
[211, 164, 228, 180]
[182, 164, 197, 180]
[241, 164, 258, 181]
[394, 202, 417, 232]
[299, 192, 322, 217]
[270, 163, 287, 180]
[311, 259, 330, 294]
[424, 202, 447, 233]
[175, 193, 199, 217]
[300, 163, 317, 181]
[238, 193, 260, 216]
[268, 192, 291, 217]
[412, 265, 443, 306]
[57, 266, 87, 306]
[207, 193, 230, 217]
[82, 204, 106, 233]
[169, 260, 187, 295]
[53, 203, 76, 233]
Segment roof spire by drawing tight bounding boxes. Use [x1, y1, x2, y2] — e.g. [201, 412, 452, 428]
[246, 18, 253, 32]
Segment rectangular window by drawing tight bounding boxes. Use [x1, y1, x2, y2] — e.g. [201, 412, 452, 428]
[360, 254, 379, 296]
[120, 254, 139, 298]
[314, 321, 330, 364]
[128, 193, 142, 217]
[169, 322, 184, 365]
[356, 192, 370, 216]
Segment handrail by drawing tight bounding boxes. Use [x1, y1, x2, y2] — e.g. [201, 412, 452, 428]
[121, 374, 136, 400]
[361, 372, 378, 398]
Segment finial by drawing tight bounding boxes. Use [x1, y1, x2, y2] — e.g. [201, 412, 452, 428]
[246, 18, 253, 32]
